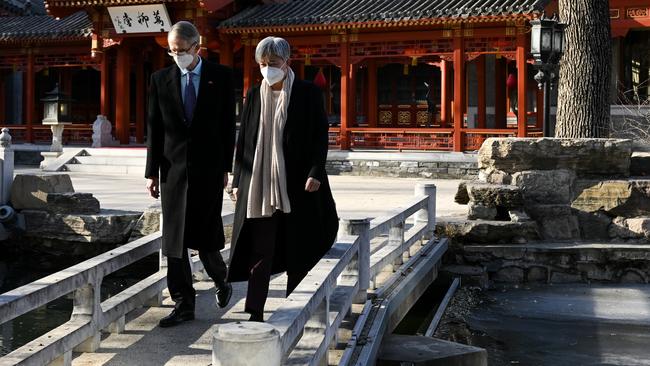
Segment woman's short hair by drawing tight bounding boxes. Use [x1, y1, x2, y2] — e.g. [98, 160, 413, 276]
[168, 21, 200, 45]
[255, 36, 291, 63]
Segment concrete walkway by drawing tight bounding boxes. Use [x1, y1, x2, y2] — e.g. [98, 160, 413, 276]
[15, 167, 466, 219]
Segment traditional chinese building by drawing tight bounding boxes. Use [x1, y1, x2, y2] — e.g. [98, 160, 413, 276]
[0, 0, 649, 151]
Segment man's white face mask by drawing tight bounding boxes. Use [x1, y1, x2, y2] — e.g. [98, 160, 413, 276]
[260, 62, 286, 86]
[173, 53, 194, 70]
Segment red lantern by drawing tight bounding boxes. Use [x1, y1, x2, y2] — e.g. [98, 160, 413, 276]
[506, 73, 517, 90]
[313, 68, 327, 89]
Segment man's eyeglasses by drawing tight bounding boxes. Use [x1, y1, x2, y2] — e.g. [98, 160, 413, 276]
[167, 42, 197, 57]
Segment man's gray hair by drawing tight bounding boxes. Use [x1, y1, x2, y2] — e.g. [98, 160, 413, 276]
[168, 21, 200, 44]
[255, 36, 291, 63]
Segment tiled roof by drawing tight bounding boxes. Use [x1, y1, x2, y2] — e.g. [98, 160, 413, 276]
[0, 11, 92, 42]
[44, 0, 190, 8]
[0, 0, 46, 16]
[221, 0, 550, 31]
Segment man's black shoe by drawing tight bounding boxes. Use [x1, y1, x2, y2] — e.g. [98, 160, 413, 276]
[216, 283, 232, 308]
[159, 309, 195, 328]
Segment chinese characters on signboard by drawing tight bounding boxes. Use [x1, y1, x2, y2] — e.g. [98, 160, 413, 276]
[107, 4, 172, 34]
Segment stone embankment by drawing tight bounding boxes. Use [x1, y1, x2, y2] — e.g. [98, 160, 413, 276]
[439, 138, 650, 286]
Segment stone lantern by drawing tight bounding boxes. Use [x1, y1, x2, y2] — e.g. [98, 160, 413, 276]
[40, 84, 73, 168]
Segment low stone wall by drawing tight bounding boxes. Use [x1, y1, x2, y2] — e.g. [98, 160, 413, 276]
[326, 151, 478, 179]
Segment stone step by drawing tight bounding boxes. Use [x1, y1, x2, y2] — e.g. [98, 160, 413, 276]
[74, 156, 145, 167]
[454, 242, 650, 285]
[83, 147, 147, 157]
[436, 219, 540, 244]
[64, 163, 145, 175]
[631, 152, 650, 176]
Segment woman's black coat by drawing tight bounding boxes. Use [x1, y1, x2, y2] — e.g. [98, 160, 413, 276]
[228, 79, 339, 282]
[145, 60, 235, 259]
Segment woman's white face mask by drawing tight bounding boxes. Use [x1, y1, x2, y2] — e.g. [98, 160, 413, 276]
[260, 61, 286, 86]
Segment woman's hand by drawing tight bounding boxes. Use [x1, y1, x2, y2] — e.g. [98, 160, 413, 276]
[231, 187, 239, 201]
[305, 177, 321, 192]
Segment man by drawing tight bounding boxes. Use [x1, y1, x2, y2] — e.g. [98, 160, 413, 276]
[145, 21, 235, 328]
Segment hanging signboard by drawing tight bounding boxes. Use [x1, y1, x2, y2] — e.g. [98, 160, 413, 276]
[107, 4, 172, 34]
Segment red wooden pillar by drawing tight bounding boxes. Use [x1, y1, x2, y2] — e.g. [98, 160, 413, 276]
[115, 45, 130, 144]
[516, 32, 528, 137]
[25, 50, 35, 142]
[339, 36, 350, 150]
[219, 35, 234, 67]
[136, 61, 145, 143]
[100, 51, 110, 116]
[348, 64, 357, 127]
[476, 55, 487, 128]
[243, 36, 253, 98]
[297, 61, 305, 80]
[494, 57, 507, 129]
[368, 60, 378, 128]
[452, 36, 465, 152]
[440, 60, 452, 128]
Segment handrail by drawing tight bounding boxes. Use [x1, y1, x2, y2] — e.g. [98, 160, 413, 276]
[0, 212, 234, 366]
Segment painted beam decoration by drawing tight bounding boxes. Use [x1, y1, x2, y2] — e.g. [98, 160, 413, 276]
[107, 4, 171, 34]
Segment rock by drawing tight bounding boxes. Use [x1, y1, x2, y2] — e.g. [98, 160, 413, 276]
[46, 192, 100, 214]
[608, 217, 650, 240]
[526, 204, 573, 219]
[631, 153, 650, 176]
[537, 215, 581, 240]
[620, 270, 647, 284]
[511, 169, 575, 204]
[494, 266, 524, 283]
[11, 174, 74, 210]
[550, 271, 583, 283]
[577, 264, 614, 281]
[575, 210, 612, 240]
[437, 219, 540, 243]
[572, 180, 650, 217]
[508, 210, 531, 222]
[129, 202, 162, 241]
[454, 181, 470, 204]
[466, 183, 523, 208]
[467, 203, 497, 220]
[479, 169, 512, 185]
[478, 138, 632, 177]
[527, 266, 548, 282]
[22, 209, 142, 244]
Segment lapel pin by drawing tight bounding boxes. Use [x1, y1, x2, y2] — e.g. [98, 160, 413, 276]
[208, 80, 214, 84]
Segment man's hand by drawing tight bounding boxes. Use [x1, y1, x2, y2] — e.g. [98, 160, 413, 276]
[146, 177, 160, 199]
[305, 177, 321, 192]
[224, 173, 229, 189]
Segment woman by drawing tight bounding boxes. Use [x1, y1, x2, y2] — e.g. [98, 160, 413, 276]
[228, 36, 339, 322]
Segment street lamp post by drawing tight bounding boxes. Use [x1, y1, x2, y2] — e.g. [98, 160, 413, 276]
[530, 13, 567, 137]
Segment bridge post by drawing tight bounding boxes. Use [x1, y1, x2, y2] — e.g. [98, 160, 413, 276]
[71, 281, 101, 352]
[0, 128, 14, 205]
[340, 218, 370, 303]
[415, 183, 437, 239]
[389, 222, 405, 269]
[147, 217, 165, 307]
[213, 322, 281, 366]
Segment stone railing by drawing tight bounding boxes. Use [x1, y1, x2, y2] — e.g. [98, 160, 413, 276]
[0, 213, 234, 366]
[213, 183, 440, 366]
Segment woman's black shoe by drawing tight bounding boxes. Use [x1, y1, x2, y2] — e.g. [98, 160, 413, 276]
[159, 309, 195, 328]
[248, 312, 264, 322]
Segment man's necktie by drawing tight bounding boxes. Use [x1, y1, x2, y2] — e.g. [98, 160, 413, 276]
[183, 71, 197, 124]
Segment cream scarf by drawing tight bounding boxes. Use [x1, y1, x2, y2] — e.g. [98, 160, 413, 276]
[246, 67, 295, 218]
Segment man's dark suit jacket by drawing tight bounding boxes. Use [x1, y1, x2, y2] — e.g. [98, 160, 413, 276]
[145, 58, 235, 259]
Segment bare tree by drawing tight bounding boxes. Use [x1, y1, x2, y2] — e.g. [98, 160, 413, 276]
[610, 79, 650, 143]
[555, 0, 612, 138]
